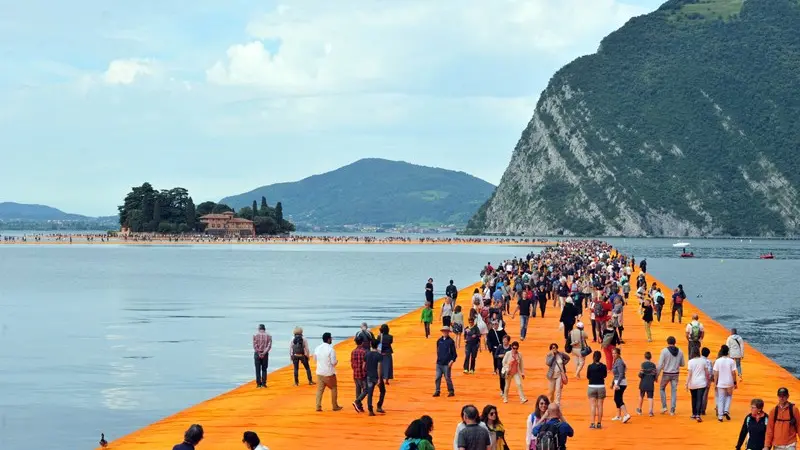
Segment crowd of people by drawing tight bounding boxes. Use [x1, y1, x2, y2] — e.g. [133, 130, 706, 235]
[163, 239, 797, 450]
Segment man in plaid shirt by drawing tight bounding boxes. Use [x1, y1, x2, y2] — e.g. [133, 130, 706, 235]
[351, 336, 368, 412]
[253, 324, 272, 388]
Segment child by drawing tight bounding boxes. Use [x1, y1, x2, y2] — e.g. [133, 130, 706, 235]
[421, 302, 433, 338]
[637, 351, 657, 416]
[452, 306, 464, 348]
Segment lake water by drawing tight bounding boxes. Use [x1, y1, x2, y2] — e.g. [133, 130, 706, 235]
[1, 238, 798, 450]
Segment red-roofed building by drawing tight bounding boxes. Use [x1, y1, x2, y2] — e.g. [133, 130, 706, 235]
[200, 211, 255, 237]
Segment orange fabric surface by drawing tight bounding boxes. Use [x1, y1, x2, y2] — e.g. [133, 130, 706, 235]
[101, 267, 800, 450]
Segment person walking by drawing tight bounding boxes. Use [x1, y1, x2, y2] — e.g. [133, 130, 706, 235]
[600, 321, 620, 368]
[253, 324, 272, 388]
[536, 284, 548, 318]
[685, 314, 705, 357]
[568, 322, 588, 379]
[354, 338, 386, 416]
[289, 327, 315, 386]
[546, 343, 571, 404]
[313, 332, 343, 412]
[686, 347, 709, 422]
[452, 306, 465, 348]
[378, 324, 394, 384]
[641, 297, 654, 343]
[422, 302, 434, 338]
[501, 341, 528, 404]
[736, 399, 767, 450]
[447, 279, 459, 307]
[486, 321, 507, 375]
[433, 325, 457, 398]
[726, 328, 745, 381]
[350, 336, 367, 412]
[700, 346, 714, 416]
[559, 297, 580, 342]
[481, 405, 507, 450]
[494, 335, 512, 397]
[587, 350, 608, 429]
[765, 387, 800, 450]
[442, 297, 454, 328]
[636, 351, 657, 417]
[463, 318, 481, 374]
[511, 290, 533, 341]
[656, 336, 686, 415]
[611, 347, 632, 423]
[455, 405, 491, 450]
[671, 287, 684, 324]
[713, 344, 738, 422]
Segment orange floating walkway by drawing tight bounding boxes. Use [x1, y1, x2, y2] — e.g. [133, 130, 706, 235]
[101, 267, 800, 450]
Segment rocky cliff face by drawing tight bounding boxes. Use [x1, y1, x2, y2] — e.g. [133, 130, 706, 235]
[467, 0, 800, 237]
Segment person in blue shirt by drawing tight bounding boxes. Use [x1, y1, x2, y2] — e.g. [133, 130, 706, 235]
[532, 404, 574, 449]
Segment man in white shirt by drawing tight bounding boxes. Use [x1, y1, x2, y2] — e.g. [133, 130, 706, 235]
[713, 344, 738, 422]
[314, 332, 343, 412]
[725, 328, 745, 381]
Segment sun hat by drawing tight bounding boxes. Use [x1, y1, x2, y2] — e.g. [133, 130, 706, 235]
[441, 326, 452, 332]
[576, 322, 584, 329]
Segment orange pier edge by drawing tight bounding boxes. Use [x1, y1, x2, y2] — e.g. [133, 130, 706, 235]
[100, 265, 800, 450]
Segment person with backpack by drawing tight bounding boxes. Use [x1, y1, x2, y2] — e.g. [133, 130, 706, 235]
[765, 387, 800, 449]
[356, 322, 375, 345]
[447, 279, 459, 306]
[726, 328, 745, 381]
[527, 395, 551, 448]
[735, 398, 767, 450]
[401, 419, 435, 450]
[532, 403, 574, 450]
[685, 314, 705, 357]
[289, 327, 315, 386]
[671, 287, 685, 323]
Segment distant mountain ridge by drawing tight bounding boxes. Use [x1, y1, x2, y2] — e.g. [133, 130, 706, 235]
[220, 158, 495, 227]
[0, 202, 88, 220]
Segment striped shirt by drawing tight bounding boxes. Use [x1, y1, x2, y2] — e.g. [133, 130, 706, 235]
[253, 331, 272, 355]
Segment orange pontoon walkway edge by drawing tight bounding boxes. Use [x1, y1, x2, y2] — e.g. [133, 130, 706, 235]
[0, 239, 558, 247]
[100, 266, 800, 450]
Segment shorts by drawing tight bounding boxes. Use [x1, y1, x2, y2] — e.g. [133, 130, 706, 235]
[587, 386, 607, 399]
[640, 389, 654, 399]
[452, 323, 463, 334]
[443, 316, 452, 327]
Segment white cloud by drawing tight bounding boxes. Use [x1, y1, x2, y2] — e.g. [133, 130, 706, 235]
[102, 58, 158, 85]
[206, 0, 649, 95]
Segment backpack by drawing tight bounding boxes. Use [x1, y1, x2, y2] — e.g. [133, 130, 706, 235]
[593, 301, 606, 319]
[399, 438, 420, 450]
[292, 335, 305, 355]
[674, 294, 683, 305]
[773, 403, 797, 428]
[690, 323, 701, 341]
[536, 421, 561, 450]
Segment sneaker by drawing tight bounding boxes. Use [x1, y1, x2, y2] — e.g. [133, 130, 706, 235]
[521, 398, 528, 404]
[724, 412, 731, 421]
[333, 406, 343, 412]
[432, 392, 440, 397]
[589, 423, 596, 429]
[447, 392, 455, 397]
[316, 408, 323, 412]
[661, 408, 668, 414]
[718, 417, 723, 422]
[697, 417, 703, 423]
[352, 402, 362, 413]
[636, 408, 642, 415]
[469, 370, 475, 374]
[596, 423, 602, 429]
[377, 408, 386, 414]
[611, 416, 621, 421]
[649, 412, 654, 417]
[503, 398, 508, 403]
[463, 370, 469, 374]
[670, 408, 676, 416]
[622, 414, 631, 423]
[309, 381, 316, 385]
[499, 391, 504, 397]
[294, 382, 299, 387]
[368, 411, 376, 416]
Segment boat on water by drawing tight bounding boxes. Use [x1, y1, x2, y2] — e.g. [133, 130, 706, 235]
[681, 252, 695, 258]
[760, 253, 775, 259]
[673, 242, 690, 247]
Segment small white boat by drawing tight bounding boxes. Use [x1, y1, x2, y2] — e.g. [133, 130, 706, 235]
[673, 242, 690, 247]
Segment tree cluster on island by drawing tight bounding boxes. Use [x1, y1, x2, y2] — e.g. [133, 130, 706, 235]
[118, 183, 295, 235]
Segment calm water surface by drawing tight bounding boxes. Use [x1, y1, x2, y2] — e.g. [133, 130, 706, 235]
[1, 238, 798, 450]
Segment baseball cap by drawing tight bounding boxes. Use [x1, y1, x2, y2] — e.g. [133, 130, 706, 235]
[778, 387, 790, 397]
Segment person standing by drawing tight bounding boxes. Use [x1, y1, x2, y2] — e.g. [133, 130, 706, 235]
[290, 327, 315, 386]
[587, 351, 608, 429]
[639, 259, 647, 274]
[378, 324, 394, 384]
[611, 347, 632, 423]
[456, 405, 492, 450]
[350, 336, 367, 412]
[685, 314, 705, 357]
[641, 297, 654, 342]
[433, 325, 457, 397]
[501, 341, 528, 404]
[671, 287, 684, 324]
[765, 387, 800, 450]
[656, 336, 686, 415]
[636, 351, 657, 417]
[441, 296, 454, 328]
[356, 322, 375, 344]
[446, 279, 459, 307]
[426, 278, 435, 305]
[486, 321, 507, 375]
[532, 404, 575, 449]
[313, 332, 343, 412]
[726, 328, 745, 381]
[545, 343, 571, 404]
[686, 347, 709, 422]
[253, 324, 272, 388]
[713, 344, 738, 422]
[422, 303, 434, 338]
[354, 339, 386, 416]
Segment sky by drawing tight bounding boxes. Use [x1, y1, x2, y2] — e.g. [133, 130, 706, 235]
[0, 0, 663, 216]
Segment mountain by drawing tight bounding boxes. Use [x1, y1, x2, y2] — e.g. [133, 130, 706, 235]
[467, 0, 800, 237]
[220, 158, 495, 227]
[0, 202, 88, 221]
